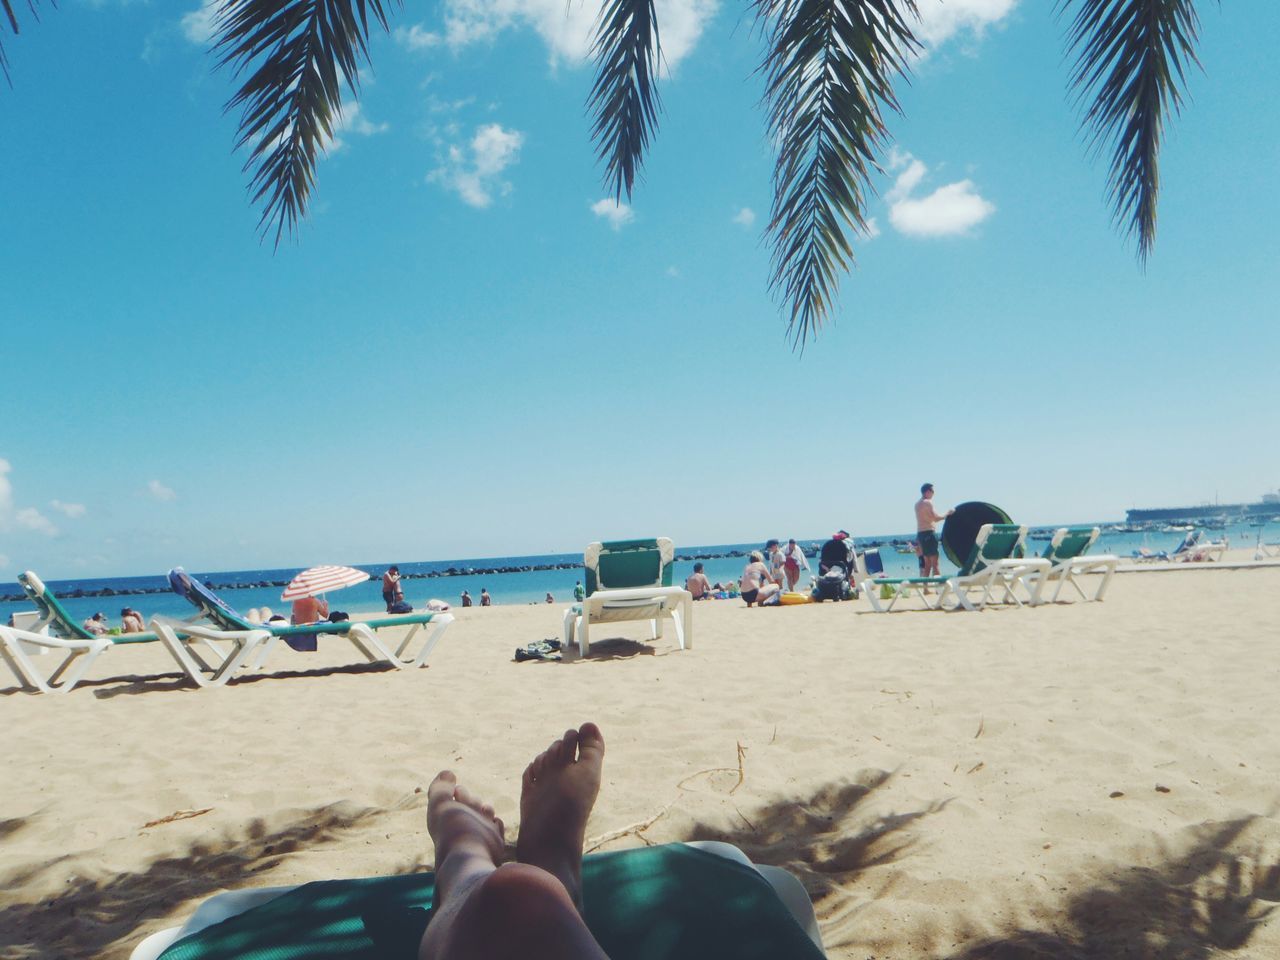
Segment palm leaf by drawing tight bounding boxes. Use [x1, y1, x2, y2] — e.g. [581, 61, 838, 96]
[756, 0, 918, 348]
[1, 0, 49, 85]
[214, 0, 396, 246]
[1060, 0, 1205, 263]
[589, 0, 663, 200]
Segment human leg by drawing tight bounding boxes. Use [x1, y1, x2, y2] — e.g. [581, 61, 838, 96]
[418, 723, 609, 960]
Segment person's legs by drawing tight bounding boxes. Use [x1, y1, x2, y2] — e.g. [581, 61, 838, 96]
[419, 724, 609, 960]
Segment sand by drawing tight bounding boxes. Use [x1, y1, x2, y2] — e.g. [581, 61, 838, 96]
[3, 561, 1279, 959]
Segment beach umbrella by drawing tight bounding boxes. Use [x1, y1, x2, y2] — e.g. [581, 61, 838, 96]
[941, 502, 1016, 568]
[281, 565, 369, 601]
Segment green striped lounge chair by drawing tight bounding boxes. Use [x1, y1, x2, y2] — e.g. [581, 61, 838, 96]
[130, 842, 825, 960]
[167, 567, 454, 672]
[3, 570, 265, 693]
[561, 538, 693, 656]
[1026, 526, 1118, 602]
[861, 524, 1051, 613]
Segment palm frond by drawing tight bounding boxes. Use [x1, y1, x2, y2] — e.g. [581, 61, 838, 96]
[757, 0, 918, 348]
[1, 0, 50, 86]
[214, 0, 395, 246]
[588, 0, 662, 200]
[1059, 0, 1205, 263]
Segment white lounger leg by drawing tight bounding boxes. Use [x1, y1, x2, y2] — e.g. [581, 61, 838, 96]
[0, 627, 112, 694]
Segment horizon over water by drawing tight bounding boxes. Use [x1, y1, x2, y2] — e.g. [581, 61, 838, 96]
[4, 520, 1277, 628]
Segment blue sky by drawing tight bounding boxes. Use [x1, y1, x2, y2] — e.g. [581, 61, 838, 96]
[1, 0, 1277, 579]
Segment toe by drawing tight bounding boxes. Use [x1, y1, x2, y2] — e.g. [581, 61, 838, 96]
[480, 802, 495, 819]
[427, 771, 457, 806]
[577, 723, 605, 762]
[558, 728, 579, 765]
[455, 784, 478, 808]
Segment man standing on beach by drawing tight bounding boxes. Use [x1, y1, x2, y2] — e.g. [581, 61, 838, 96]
[915, 483, 954, 578]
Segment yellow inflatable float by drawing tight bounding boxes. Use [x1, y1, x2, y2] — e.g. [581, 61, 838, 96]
[778, 591, 812, 605]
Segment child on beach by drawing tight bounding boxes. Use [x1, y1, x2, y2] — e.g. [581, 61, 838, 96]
[120, 607, 145, 633]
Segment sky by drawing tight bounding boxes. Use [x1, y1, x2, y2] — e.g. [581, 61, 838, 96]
[1, 0, 1277, 579]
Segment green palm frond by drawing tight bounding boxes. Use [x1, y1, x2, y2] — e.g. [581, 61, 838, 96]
[214, 0, 396, 246]
[1, 0, 49, 85]
[1060, 0, 1205, 263]
[757, 0, 918, 348]
[589, 0, 662, 200]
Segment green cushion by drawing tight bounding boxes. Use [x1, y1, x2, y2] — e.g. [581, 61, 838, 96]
[1043, 527, 1096, 563]
[585, 539, 673, 595]
[156, 844, 822, 960]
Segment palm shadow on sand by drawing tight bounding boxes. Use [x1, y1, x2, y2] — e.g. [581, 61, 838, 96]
[939, 815, 1280, 960]
[0, 799, 428, 960]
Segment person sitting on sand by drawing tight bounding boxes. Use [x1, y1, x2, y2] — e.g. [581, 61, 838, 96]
[740, 552, 781, 607]
[686, 562, 712, 600]
[83, 612, 109, 635]
[290, 595, 330, 624]
[420, 722, 607, 960]
[461, 590, 473, 607]
[480, 588, 492, 607]
[120, 607, 145, 633]
[545, 592, 555, 604]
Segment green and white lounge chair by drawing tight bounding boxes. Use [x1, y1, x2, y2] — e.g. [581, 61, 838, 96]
[4, 571, 265, 693]
[1023, 526, 1118, 603]
[0, 623, 113, 694]
[130, 842, 825, 960]
[861, 524, 1051, 613]
[169, 567, 454, 671]
[561, 538, 693, 657]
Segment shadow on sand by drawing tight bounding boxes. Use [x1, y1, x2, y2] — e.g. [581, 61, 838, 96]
[0, 799, 427, 960]
[939, 815, 1280, 960]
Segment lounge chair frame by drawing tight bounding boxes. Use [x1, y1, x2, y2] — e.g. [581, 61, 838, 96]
[1023, 526, 1118, 603]
[0, 625, 113, 694]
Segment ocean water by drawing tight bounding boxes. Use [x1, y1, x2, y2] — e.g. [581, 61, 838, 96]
[4, 521, 1277, 630]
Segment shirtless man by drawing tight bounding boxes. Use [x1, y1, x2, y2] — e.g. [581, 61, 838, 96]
[291, 594, 330, 624]
[419, 722, 608, 960]
[685, 562, 712, 600]
[914, 483, 954, 578]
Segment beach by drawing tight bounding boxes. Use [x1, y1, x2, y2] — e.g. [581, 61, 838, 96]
[3, 561, 1279, 959]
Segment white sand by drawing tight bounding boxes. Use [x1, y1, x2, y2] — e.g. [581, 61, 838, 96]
[3, 563, 1279, 959]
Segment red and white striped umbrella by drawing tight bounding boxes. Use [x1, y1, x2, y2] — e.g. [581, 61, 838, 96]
[281, 565, 370, 601]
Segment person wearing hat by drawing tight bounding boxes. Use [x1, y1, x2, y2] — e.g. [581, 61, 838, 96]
[82, 611, 109, 635]
[914, 483, 955, 578]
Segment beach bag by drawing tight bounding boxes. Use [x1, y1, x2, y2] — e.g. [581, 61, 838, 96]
[388, 601, 413, 614]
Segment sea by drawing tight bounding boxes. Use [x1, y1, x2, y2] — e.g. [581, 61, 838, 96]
[4, 519, 1278, 628]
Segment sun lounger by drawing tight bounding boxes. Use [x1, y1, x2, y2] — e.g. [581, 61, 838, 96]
[561, 538, 692, 656]
[129, 842, 825, 960]
[18, 570, 165, 643]
[861, 524, 1050, 612]
[1023, 526, 1119, 602]
[168, 567, 453, 670]
[1171, 530, 1228, 563]
[0, 624, 113, 694]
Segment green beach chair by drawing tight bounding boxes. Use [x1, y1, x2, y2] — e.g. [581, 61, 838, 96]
[129, 842, 825, 960]
[1024, 526, 1119, 602]
[561, 538, 693, 656]
[861, 524, 1050, 613]
[3, 571, 262, 694]
[168, 567, 454, 672]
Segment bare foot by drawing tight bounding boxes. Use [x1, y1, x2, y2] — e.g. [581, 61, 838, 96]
[516, 722, 605, 911]
[426, 770, 505, 909]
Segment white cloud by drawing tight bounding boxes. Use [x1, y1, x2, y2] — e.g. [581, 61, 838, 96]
[15, 507, 57, 537]
[394, 24, 443, 51]
[732, 207, 755, 228]
[433, 0, 717, 71]
[50, 500, 87, 519]
[0, 459, 57, 535]
[180, 1, 219, 45]
[884, 149, 994, 237]
[327, 101, 390, 153]
[913, 0, 1019, 50]
[430, 123, 525, 208]
[591, 198, 634, 230]
[863, 217, 881, 239]
[148, 480, 178, 502]
[890, 180, 995, 237]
